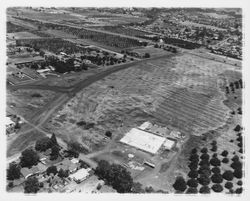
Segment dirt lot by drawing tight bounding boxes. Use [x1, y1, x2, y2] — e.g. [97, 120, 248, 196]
[42, 53, 242, 191]
[7, 31, 41, 39]
[7, 89, 58, 120]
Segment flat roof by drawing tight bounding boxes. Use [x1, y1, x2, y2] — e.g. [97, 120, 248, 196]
[120, 128, 166, 154]
[69, 168, 91, 181]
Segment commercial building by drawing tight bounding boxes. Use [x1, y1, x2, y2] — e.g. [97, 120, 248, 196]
[120, 128, 166, 154]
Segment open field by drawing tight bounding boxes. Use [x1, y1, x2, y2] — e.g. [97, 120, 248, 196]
[44, 52, 235, 155]
[7, 89, 58, 120]
[7, 31, 41, 39]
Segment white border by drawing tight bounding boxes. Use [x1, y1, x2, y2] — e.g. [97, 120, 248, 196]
[1, 1, 249, 201]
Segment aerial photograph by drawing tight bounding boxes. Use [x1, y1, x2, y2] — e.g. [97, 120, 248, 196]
[5, 7, 243, 194]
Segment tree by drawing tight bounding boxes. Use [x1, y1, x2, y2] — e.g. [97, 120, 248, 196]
[222, 158, 229, 164]
[187, 178, 198, 188]
[20, 148, 40, 168]
[212, 184, 223, 192]
[95, 160, 111, 180]
[199, 185, 210, 194]
[200, 147, 208, 153]
[46, 166, 58, 176]
[235, 188, 243, 194]
[173, 176, 187, 192]
[221, 150, 229, 157]
[231, 161, 242, 170]
[7, 162, 21, 180]
[108, 164, 133, 193]
[95, 160, 133, 193]
[211, 145, 217, 152]
[186, 187, 198, 194]
[200, 153, 210, 161]
[232, 155, 240, 162]
[237, 180, 243, 186]
[198, 174, 210, 186]
[210, 157, 221, 167]
[189, 154, 199, 162]
[225, 181, 233, 189]
[222, 170, 234, 181]
[24, 177, 40, 193]
[211, 167, 221, 174]
[50, 133, 58, 146]
[58, 168, 69, 178]
[35, 137, 52, 152]
[211, 173, 223, 183]
[233, 169, 243, 179]
[50, 145, 60, 160]
[188, 170, 198, 178]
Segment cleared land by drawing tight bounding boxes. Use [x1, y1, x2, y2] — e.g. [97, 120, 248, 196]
[44, 53, 235, 156]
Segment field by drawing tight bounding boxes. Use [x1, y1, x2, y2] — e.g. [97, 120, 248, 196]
[44, 52, 237, 150]
[7, 89, 57, 120]
[131, 46, 171, 57]
[7, 31, 41, 40]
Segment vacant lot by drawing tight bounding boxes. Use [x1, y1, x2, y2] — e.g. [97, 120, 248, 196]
[7, 31, 41, 39]
[7, 89, 57, 120]
[45, 53, 234, 154]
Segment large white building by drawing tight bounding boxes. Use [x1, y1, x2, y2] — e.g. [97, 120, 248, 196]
[120, 128, 166, 154]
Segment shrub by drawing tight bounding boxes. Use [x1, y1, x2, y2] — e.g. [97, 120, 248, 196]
[210, 157, 221, 167]
[211, 167, 221, 174]
[188, 170, 198, 178]
[222, 158, 229, 164]
[221, 150, 229, 157]
[237, 180, 243, 186]
[198, 174, 210, 186]
[186, 187, 198, 194]
[211, 184, 223, 192]
[187, 178, 198, 188]
[211, 145, 217, 152]
[173, 176, 187, 192]
[211, 174, 223, 183]
[225, 182, 233, 189]
[234, 125, 242, 132]
[211, 140, 217, 146]
[212, 153, 218, 158]
[105, 131, 112, 138]
[222, 170, 234, 181]
[199, 185, 210, 194]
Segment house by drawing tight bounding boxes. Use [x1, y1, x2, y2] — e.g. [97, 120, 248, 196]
[20, 168, 34, 179]
[56, 158, 78, 173]
[68, 168, 91, 183]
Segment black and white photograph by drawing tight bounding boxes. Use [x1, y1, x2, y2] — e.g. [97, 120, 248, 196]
[1, 0, 249, 199]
